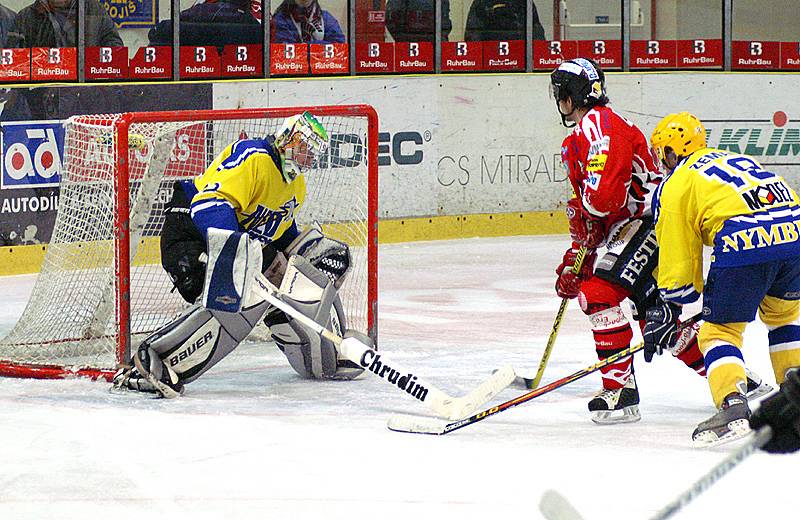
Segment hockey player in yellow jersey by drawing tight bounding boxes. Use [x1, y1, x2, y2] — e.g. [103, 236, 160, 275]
[113, 112, 365, 397]
[643, 111, 800, 445]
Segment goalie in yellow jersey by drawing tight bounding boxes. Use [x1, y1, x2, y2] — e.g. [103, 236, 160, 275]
[643, 111, 800, 446]
[113, 112, 364, 397]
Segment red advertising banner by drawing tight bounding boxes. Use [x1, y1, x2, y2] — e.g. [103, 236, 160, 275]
[780, 41, 800, 70]
[85, 46, 129, 80]
[676, 39, 723, 68]
[394, 42, 433, 73]
[482, 40, 524, 71]
[533, 40, 578, 70]
[129, 46, 172, 79]
[310, 43, 349, 75]
[355, 42, 394, 73]
[180, 46, 221, 79]
[270, 44, 309, 75]
[0, 48, 31, 82]
[732, 41, 780, 70]
[630, 40, 677, 68]
[576, 40, 622, 69]
[31, 47, 77, 81]
[220, 44, 262, 78]
[441, 41, 482, 72]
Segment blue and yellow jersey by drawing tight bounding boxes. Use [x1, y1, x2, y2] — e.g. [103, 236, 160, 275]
[188, 137, 306, 244]
[654, 147, 800, 304]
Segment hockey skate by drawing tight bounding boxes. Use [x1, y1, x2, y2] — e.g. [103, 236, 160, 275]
[588, 375, 641, 424]
[110, 365, 159, 396]
[132, 345, 185, 399]
[692, 392, 751, 447]
[744, 368, 774, 400]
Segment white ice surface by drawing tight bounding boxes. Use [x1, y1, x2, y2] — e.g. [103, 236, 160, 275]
[0, 235, 794, 520]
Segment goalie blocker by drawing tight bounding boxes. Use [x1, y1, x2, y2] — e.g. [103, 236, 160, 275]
[114, 227, 361, 397]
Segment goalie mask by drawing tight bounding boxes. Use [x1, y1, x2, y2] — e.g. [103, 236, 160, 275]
[550, 58, 608, 127]
[274, 111, 329, 183]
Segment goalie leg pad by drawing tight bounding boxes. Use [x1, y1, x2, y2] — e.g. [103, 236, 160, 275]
[268, 255, 338, 378]
[266, 255, 363, 379]
[120, 300, 270, 396]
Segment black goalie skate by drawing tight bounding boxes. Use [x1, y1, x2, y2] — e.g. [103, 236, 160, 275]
[132, 345, 185, 399]
[692, 392, 752, 447]
[110, 365, 159, 395]
[588, 374, 641, 424]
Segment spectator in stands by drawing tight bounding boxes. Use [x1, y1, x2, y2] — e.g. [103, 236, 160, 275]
[148, 0, 262, 48]
[0, 2, 18, 47]
[13, 0, 122, 48]
[271, 0, 345, 44]
[464, 0, 545, 42]
[385, 0, 452, 42]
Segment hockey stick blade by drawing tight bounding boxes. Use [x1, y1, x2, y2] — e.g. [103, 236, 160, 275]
[386, 365, 517, 434]
[252, 272, 515, 420]
[389, 312, 703, 435]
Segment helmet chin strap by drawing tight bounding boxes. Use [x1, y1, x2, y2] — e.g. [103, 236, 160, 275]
[556, 101, 577, 128]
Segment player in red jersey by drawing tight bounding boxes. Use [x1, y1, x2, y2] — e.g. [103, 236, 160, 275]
[550, 58, 719, 423]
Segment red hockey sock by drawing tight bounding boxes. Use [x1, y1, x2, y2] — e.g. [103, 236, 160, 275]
[673, 321, 707, 376]
[590, 306, 634, 390]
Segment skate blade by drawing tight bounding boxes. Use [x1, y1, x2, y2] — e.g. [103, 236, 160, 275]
[108, 384, 161, 398]
[745, 382, 775, 401]
[692, 419, 752, 447]
[591, 405, 641, 425]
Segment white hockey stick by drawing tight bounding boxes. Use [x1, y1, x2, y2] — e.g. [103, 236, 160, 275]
[252, 272, 515, 420]
[538, 426, 773, 520]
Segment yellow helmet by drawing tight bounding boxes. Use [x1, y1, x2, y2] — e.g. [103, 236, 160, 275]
[650, 112, 707, 163]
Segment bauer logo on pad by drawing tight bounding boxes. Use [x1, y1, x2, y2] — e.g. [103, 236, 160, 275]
[1, 121, 65, 189]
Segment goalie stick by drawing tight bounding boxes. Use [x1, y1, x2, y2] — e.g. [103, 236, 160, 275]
[538, 425, 773, 520]
[251, 272, 515, 421]
[387, 312, 702, 435]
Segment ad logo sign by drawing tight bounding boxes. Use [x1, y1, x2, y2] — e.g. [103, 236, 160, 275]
[1, 121, 64, 189]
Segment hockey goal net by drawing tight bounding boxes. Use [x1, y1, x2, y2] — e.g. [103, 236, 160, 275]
[0, 105, 378, 380]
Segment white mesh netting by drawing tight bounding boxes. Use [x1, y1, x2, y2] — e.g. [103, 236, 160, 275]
[0, 109, 375, 374]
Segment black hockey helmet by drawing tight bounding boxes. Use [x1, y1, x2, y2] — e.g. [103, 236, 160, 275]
[550, 58, 608, 126]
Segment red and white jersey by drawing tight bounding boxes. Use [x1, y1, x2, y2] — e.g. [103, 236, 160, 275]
[564, 105, 662, 230]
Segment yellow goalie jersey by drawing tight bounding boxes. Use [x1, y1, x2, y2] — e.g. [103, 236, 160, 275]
[654, 148, 800, 304]
[189, 137, 306, 244]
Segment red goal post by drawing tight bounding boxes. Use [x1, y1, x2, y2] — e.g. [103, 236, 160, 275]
[0, 105, 379, 381]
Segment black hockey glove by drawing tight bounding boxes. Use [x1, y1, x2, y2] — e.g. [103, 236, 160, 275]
[643, 301, 681, 362]
[749, 369, 800, 454]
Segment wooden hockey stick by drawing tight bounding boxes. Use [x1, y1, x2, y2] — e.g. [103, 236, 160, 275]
[252, 270, 516, 421]
[521, 246, 589, 390]
[538, 426, 773, 520]
[387, 312, 702, 435]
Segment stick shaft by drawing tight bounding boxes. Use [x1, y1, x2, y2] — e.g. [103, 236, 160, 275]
[531, 247, 588, 389]
[649, 426, 772, 520]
